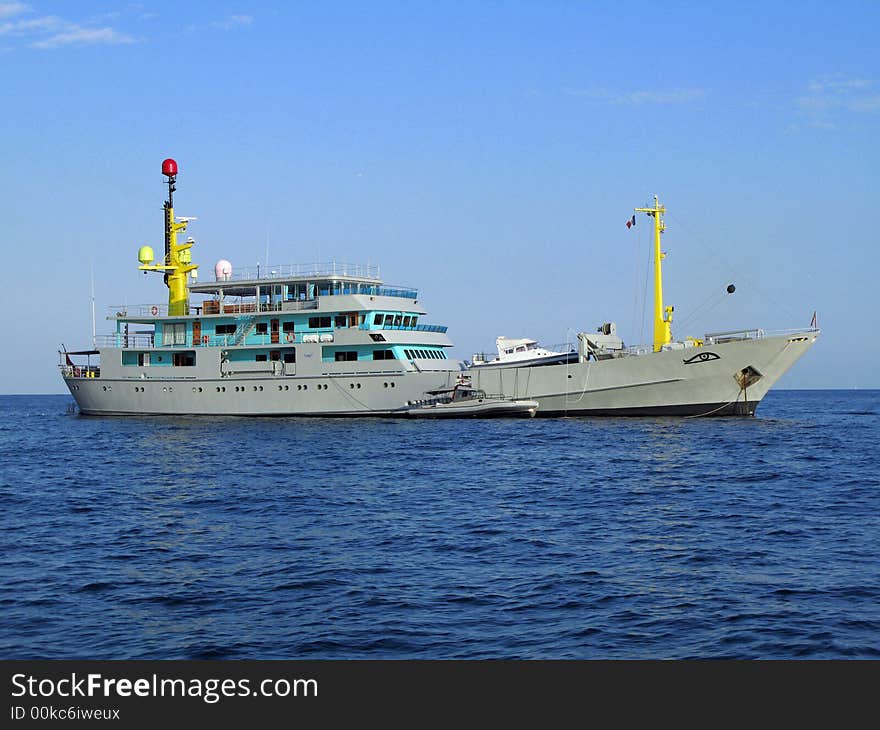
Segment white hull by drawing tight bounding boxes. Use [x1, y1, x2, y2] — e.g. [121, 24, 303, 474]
[469, 331, 818, 416]
[64, 331, 818, 417]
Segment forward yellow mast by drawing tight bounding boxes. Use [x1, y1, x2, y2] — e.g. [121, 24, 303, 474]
[137, 158, 198, 316]
[635, 195, 673, 352]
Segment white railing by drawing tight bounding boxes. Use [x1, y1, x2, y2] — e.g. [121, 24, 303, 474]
[214, 261, 382, 282]
[108, 304, 170, 318]
[92, 331, 331, 348]
[95, 334, 155, 348]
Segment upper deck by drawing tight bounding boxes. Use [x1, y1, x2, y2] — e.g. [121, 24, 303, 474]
[188, 261, 417, 300]
[113, 261, 424, 321]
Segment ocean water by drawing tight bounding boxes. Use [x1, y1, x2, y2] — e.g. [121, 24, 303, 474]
[0, 391, 878, 660]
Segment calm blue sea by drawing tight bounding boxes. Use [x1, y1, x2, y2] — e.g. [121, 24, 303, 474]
[1, 391, 878, 659]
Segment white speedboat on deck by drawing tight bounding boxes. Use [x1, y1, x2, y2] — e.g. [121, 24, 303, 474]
[470, 336, 578, 368]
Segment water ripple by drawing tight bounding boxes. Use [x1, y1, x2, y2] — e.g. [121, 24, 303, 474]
[0, 391, 878, 658]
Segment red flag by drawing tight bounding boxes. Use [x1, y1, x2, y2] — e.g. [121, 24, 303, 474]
[65, 352, 74, 367]
[625, 214, 636, 229]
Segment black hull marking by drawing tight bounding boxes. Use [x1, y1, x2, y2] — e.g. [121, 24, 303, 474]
[537, 400, 758, 417]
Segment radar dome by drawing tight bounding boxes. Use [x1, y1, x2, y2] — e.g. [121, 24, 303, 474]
[138, 245, 154, 264]
[215, 259, 233, 281]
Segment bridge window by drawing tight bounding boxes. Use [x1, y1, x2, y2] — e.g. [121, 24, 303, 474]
[403, 316, 412, 327]
[373, 313, 383, 325]
[334, 315, 347, 327]
[308, 316, 332, 329]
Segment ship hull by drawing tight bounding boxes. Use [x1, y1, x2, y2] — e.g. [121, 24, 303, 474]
[63, 332, 818, 417]
[467, 331, 818, 417]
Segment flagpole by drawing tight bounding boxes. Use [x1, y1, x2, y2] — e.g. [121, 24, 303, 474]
[90, 260, 96, 349]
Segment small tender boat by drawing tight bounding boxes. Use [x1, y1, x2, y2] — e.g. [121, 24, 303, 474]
[470, 336, 578, 368]
[404, 379, 538, 418]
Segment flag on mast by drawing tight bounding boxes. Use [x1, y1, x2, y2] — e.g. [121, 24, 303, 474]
[625, 214, 636, 229]
[810, 311, 817, 329]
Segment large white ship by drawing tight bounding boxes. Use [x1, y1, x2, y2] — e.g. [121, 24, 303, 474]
[60, 159, 818, 416]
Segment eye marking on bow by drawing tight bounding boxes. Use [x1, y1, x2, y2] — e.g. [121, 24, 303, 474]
[682, 351, 721, 365]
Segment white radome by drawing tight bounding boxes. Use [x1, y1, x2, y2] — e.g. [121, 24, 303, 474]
[214, 259, 232, 281]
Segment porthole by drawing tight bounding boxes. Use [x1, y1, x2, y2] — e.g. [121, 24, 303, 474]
[285, 385, 289, 391]
[216, 386, 221, 392]
[390, 382, 395, 388]
[383, 382, 388, 388]
[350, 383, 354, 389]
[356, 383, 361, 389]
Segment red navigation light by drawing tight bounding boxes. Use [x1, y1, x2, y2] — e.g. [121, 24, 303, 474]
[161, 158, 178, 177]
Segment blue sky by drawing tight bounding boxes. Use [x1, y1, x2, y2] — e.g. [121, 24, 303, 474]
[1, 1, 877, 392]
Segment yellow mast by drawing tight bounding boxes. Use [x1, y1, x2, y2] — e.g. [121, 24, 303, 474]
[137, 158, 198, 316]
[635, 195, 673, 352]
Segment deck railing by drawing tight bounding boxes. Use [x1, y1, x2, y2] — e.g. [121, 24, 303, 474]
[215, 261, 382, 281]
[93, 331, 339, 349]
[360, 324, 448, 333]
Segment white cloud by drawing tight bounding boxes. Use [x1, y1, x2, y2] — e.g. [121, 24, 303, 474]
[0, 15, 63, 36]
[0, 3, 136, 49]
[613, 88, 705, 105]
[0, 2, 27, 20]
[796, 74, 880, 127]
[210, 14, 252, 30]
[31, 26, 134, 49]
[564, 87, 706, 105]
